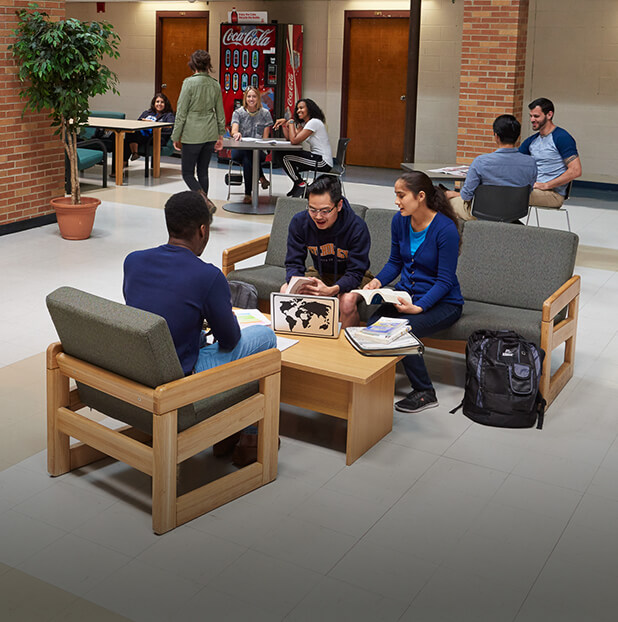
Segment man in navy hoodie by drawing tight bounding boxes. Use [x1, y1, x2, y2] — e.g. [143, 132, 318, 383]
[282, 175, 371, 328]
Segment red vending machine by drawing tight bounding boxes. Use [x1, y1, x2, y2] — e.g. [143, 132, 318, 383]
[220, 22, 303, 126]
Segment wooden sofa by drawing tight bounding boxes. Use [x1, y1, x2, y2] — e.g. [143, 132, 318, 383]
[223, 197, 580, 408]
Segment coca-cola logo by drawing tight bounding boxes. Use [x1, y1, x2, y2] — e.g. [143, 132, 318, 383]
[222, 28, 272, 48]
[287, 73, 294, 108]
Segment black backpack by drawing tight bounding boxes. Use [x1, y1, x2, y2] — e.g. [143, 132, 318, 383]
[451, 330, 546, 429]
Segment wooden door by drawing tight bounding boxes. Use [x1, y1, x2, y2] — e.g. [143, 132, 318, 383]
[156, 13, 209, 110]
[342, 16, 410, 168]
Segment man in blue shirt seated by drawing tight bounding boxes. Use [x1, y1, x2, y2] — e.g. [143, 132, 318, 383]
[446, 114, 537, 220]
[519, 97, 582, 208]
[123, 190, 276, 376]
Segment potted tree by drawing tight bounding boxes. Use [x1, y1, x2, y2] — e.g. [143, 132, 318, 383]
[11, 3, 120, 239]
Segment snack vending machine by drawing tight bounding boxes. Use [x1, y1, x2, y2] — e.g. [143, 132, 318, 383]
[219, 22, 303, 126]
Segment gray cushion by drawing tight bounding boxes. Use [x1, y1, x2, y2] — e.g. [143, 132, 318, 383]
[364, 208, 397, 277]
[46, 287, 257, 434]
[265, 198, 308, 267]
[430, 301, 543, 347]
[227, 265, 286, 301]
[458, 220, 578, 311]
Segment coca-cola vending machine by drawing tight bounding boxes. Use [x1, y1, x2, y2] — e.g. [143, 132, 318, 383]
[220, 22, 303, 127]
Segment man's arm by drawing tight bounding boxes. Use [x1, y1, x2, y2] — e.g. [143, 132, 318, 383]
[284, 216, 309, 283]
[534, 155, 581, 191]
[202, 272, 241, 350]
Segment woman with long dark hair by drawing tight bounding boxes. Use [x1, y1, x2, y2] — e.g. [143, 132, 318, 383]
[364, 171, 464, 413]
[171, 49, 225, 214]
[273, 98, 333, 197]
[127, 92, 175, 161]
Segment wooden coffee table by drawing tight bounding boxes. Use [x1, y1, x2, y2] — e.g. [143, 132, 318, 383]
[279, 331, 403, 465]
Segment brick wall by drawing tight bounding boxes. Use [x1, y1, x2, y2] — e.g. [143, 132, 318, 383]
[457, 0, 529, 163]
[1, 1, 65, 230]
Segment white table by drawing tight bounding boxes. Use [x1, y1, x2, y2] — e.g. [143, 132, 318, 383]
[401, 161, 469, 182]
[222, 138, 302, 215]
[86, 117, 174, 185]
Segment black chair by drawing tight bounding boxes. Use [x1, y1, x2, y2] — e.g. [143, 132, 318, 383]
[301, 137, 351, 197]
[139, 135, 175, 178]
[526, 181, 572, 232]
[471, 184, 531, 222]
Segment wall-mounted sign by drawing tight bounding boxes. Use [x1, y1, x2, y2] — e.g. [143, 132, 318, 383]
[227, 11, 268, 24]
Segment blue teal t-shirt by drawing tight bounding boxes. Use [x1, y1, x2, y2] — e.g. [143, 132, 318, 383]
[409, 224, 428, 256]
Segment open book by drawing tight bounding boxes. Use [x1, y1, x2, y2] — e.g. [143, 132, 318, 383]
[351, 288, 412, 306]
[285, 276, 315, 294]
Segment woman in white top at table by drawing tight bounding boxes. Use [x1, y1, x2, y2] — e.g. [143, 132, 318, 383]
[230, 87, 273, 204]
[273, 98, 333, 198]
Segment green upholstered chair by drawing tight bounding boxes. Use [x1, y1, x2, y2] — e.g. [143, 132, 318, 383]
[222, 197, 368, 310]
[46, 286, 280, 534]
[65, 138, 108, 192]
[79, 110, 126, 141]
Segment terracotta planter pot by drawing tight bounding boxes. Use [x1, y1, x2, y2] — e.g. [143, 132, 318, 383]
[50, 196, 101, 240]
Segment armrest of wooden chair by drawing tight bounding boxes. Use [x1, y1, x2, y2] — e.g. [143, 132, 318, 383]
[222, 234, 271, 276]
[47, 342, 281, 534]
[540, 274, 580, 405]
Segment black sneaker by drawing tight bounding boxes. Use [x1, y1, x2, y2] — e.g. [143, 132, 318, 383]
[395, 389, 438, 413]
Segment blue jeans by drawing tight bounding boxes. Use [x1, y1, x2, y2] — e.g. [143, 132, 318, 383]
[369, 302, 463, 392]
[231, 148, 266, 196]
[181, 142, 215, 195]
[194, 325, 277, 373]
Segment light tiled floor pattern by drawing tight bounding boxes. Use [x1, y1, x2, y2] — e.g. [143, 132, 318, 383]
[1, 159, 618, 621]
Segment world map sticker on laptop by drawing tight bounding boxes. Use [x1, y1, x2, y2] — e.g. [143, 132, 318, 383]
[270, 293, 340, 338]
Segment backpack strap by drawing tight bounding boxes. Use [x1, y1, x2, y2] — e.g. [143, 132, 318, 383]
[535, 393, 546, 430]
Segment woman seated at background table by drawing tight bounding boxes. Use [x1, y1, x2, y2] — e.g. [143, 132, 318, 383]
[230, 87, 274, 204]
[110, 93, 175, 175]
[127, 93, 175, 161]
[273, 98, 333, 198]
[363, 171, 464, 414]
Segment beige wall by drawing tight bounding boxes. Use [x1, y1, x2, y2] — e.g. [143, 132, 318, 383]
[67, 0, 618, 178]
[524, 0, 618, 181]
[67, 0, 462, 164]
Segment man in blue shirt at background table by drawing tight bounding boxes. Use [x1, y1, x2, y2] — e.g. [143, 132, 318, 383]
[446, 114, 537, 220]
[519, 97, 582, 209]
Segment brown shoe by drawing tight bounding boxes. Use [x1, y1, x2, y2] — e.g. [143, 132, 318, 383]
[243, 195, 252, 204]
[232, 432, 257, 467]
[213, 432, 241, 458]
[259, 176, 270, 190]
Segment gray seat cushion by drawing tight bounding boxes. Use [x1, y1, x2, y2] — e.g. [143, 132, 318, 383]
[226, 265, 287, 301]
[430, 301, 543, 347]
[458, 220, 578, 311]
[46, 287, 257, 434]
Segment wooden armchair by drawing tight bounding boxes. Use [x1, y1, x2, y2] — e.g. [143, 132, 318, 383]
[46, 287, 280, 534]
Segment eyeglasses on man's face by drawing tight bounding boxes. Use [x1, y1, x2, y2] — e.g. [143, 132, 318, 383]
[306, 205, 336, 217]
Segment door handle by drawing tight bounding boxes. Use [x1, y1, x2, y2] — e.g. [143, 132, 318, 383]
[400, 95, 406, 101]
[161, 83, 167, 89]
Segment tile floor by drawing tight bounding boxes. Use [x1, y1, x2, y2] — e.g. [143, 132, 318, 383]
[1, 158, 617, 621]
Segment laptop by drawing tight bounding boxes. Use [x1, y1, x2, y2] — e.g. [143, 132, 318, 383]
[270, 292, 340, 338]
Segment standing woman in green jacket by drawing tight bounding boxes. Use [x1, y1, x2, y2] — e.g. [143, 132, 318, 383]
[172, 50, 225, 214]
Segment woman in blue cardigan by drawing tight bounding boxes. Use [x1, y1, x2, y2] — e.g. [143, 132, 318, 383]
[364, 171, 464, 413]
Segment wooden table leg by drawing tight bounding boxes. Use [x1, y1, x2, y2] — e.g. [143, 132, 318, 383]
[114, 130, 126, 185]
[152, 128, 162, 178]
[345, 365, 395, 465]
